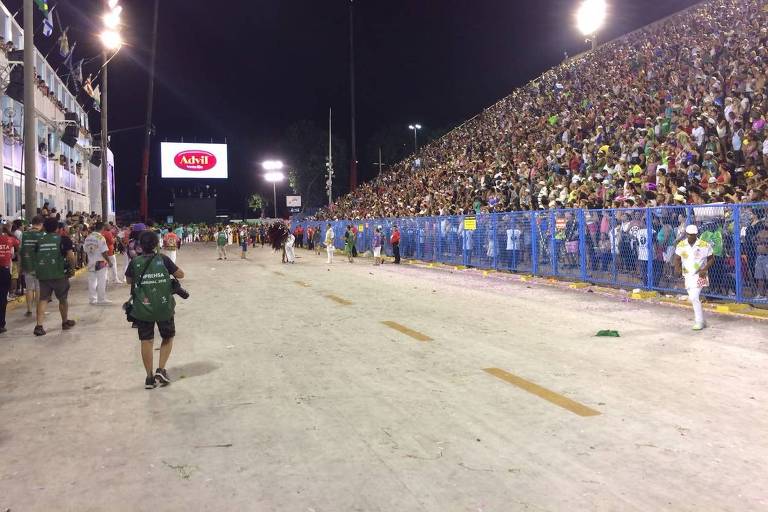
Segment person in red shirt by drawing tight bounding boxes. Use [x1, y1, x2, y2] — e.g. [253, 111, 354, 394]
[162, 230, 180, 264]
[0, 224, 21, 334]
[390, 225, 401, 264]
[101, 224, 123, 284]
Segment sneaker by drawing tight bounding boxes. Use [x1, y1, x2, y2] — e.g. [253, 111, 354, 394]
[33, 325, 46, 336]
[154, 368, 171, 386]
[96, 300, 113, 305]
[0, 327, 6, 334]
[24, 311, 32, 317]
[62, 320, 76, 330]
[145, 375, 156, 389]
[692, 323, 705, 331]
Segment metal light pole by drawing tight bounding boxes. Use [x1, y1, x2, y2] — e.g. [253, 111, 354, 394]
[22, 0, 36, 221]
[140, 0, 159, 221]
[262, 160, 284, 219]
[348, 0, 357, 191]
[100, 51, 109, 221]
[408, 124, 422, 153]
[100, 0, 123, 221]
[326, 107, 334, 206]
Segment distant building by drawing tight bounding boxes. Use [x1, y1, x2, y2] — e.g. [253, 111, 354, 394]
[0, 2, 114, 220]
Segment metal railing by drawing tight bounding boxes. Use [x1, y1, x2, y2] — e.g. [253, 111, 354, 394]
[296, 203, 768, 305]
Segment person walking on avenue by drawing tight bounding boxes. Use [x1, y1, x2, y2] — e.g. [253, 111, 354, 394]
[0, 224, 20, 334]
[325, 223, 335, 264]
[216, 227, 228, 260]
[101, 222, 123, 284]
[34, 217, 78, 336]
[285, 231, 296, 263]
[162, 229, 180, 264]
[125, 231, 185, 389]
[313, 226, 321, 255]
[83, 222, 113, 305]
[344, 225, 355, 263]
[20, 216, 44, 317]
[391, 225, 401, 264]
[373, 227, 383, 265]
[674, 225, 714, 331]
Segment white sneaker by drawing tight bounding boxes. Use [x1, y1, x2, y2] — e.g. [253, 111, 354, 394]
[692, 323, 705, 331]
[96, 300, 113, 305]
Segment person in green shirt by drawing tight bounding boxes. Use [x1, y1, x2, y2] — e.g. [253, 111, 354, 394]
[20, 216, 44, 317]
[34, 217, 78, 337]
[125, 231, 185, 389]
[216, 227, 228, 260]
[700, 222, 726, 294]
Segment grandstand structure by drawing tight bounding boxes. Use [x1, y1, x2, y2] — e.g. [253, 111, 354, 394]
[309, 0, 768, 304]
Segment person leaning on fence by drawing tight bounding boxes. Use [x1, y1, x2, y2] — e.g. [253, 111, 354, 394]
[125, 231, 185, 390]
[674, 225, 714, 331]
[391, 225, 401, 264]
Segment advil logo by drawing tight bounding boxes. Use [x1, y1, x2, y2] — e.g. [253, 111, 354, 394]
[174, 150, 217, 171]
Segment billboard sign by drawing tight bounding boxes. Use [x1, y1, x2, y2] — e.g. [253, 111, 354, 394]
[286, 195, 302, 207]
[161, 142, 228, 179]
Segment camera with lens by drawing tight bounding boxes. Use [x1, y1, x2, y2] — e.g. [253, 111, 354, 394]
[171, 278, 190, 300]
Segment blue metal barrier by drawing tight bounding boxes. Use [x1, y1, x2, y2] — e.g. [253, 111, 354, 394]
[295, 202, 768, 305]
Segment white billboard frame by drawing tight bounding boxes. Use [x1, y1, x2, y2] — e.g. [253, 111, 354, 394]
[160, 142, 229, 179]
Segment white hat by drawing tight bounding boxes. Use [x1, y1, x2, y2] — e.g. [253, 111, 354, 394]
[685, 225, 699, 235]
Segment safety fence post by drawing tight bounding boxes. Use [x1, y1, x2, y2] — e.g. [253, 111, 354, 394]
[531, 211, 539, 275]
[734, 204, 743, 302]
[550, 210, 557, 277]
[491, 213, 499, 270]
[578, 209, 587, 282]
[645, 208, 654, 291]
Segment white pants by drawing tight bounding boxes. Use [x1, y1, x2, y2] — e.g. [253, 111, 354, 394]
[88, 268, 107, 303]
[285, 245, 295, 263]
[685, 275, 704, 325]
[326, 246, 334, 264]
[373, 246, 382, 258]
[107, 254, 123, 283]
[164, 249, 177, 264]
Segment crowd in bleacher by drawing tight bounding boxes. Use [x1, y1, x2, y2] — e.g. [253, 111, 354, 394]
[321, 0, 768, 220]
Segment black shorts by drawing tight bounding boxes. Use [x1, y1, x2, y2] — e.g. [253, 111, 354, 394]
[135, 318, 176, 341]
[39, 278, 70, 302]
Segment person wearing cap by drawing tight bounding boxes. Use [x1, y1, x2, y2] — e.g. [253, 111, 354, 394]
[674, 225, 714, 331]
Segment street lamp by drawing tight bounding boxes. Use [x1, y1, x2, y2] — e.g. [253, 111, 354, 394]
[98, 0, 124, 222]
[576, 0, 607, 51]
[262, 160, 285, 218]
[408, 124, 422, 153]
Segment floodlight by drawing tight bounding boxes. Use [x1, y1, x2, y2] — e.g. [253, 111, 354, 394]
[576, 0, 607, 36]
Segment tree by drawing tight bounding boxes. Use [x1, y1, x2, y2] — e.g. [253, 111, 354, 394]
[248, 193, 265, 210]
[281, 120, 348, 209]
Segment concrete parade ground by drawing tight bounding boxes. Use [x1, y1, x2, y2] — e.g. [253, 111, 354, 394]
[1, 243, 767, 512]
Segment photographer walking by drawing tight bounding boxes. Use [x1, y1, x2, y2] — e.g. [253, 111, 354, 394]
[125, 231, 185, 389]
[34, 218, 78, 336]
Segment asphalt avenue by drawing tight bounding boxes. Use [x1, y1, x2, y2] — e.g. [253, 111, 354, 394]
[1, 243, 767, 511]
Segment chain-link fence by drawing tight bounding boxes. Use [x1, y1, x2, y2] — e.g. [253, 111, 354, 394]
[297, 203, 768, 304]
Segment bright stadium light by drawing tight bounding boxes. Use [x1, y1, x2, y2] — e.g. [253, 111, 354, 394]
[262, 160, 284, 171]
[103, 7, 122, 29]
[576, 0, 607, 49]
[100, 30, 122, 50]
[408, 124, 422, 153]
[264, 171, 285, 182]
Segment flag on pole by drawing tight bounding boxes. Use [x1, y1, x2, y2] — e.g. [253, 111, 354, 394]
[58, 28, 70, 58]
[62, 41, 76, 71]
[84, 75, 94, 97]
[91, 85, 101, 112]
[42, 6, 54, 37]
[34, 0, 48, 14]
[73, 59, 83, 85]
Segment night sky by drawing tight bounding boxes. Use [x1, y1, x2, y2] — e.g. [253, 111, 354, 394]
[13, 0, 702, 217]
